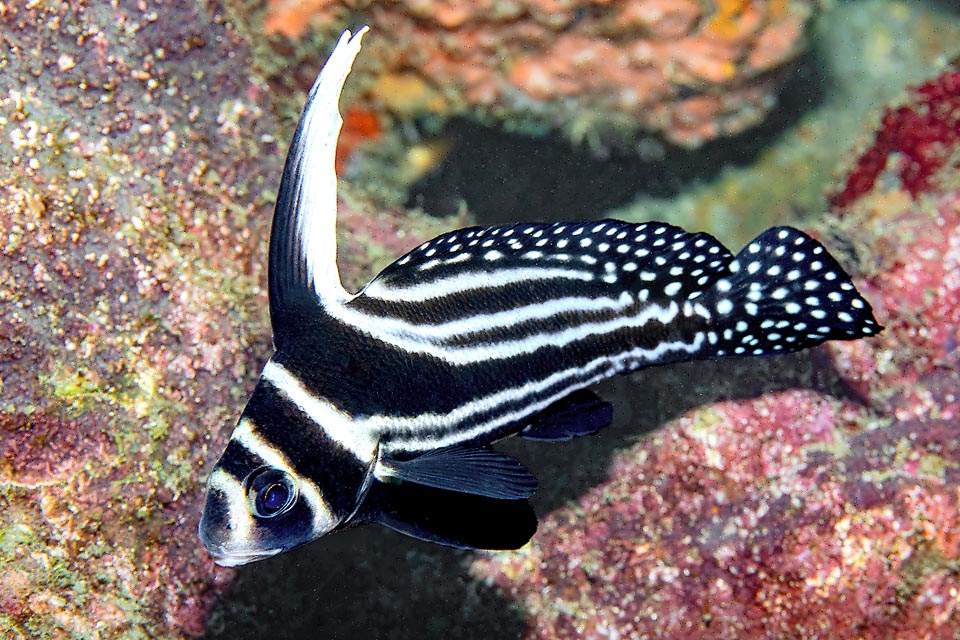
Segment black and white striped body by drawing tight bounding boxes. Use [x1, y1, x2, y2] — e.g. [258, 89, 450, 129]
[199, 29, 881, 566]
[278, 217, 879, 458]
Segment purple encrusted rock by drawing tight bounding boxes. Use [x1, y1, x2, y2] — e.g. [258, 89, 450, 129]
[0, 1, 456, 635]
[471, 69, 960, 640]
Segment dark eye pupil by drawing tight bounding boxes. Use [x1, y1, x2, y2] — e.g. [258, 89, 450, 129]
[247, 468, 297, 518]
[262, 483, 288, 513]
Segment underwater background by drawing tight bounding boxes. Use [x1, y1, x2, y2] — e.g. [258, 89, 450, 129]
[2, 0, 960, 637]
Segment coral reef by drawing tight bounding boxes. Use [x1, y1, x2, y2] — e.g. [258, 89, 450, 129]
[0, 2, 455, 637]
[4, 0, 959, 637]
[262, 0, 815, 150]
[476, 395, 960, 638]
[0, 1, 278, 635]
[471, 64, 960, 639]
[618, 0, 960, 248]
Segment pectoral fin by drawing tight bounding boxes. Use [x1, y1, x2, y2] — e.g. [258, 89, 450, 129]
[377, 445, 537, 500]
[519, 390, 614, 442]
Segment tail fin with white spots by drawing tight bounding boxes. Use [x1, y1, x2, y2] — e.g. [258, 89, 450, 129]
[696, 227, 882, 358]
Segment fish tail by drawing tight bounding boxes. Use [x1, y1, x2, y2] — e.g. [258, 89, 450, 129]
[694, 226, 882, 358]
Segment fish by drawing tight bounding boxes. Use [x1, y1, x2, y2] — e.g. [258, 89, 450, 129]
[198, 27, 882, 566]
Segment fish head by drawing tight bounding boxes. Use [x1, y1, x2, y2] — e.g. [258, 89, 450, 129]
[199, 450, 317, 567]
[199, 374, 377, 566]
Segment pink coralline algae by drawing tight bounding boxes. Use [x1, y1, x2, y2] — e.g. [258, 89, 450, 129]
[0, 1, 279, 635]
[475, 390, 960, 638]
[263, 0, 814, 150]
[472, 69, 960, 639]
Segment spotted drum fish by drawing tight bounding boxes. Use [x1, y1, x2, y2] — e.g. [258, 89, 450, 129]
[198, 28, 882, 566]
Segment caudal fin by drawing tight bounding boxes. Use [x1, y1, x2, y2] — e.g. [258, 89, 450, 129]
[696, 226, 882, 357]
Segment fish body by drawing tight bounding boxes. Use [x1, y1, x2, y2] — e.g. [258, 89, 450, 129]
[199, 28, 882, 566]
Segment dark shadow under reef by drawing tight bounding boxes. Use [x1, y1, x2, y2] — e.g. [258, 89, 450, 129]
[202, 345, 860, 639]
[406, 48, 828, 224]
[201, 523, 528, 640]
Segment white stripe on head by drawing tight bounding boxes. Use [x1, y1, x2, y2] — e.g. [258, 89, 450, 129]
[233, 417, 338, 533]
[260, 361, 378, 461]
[207, 468, 252, 544]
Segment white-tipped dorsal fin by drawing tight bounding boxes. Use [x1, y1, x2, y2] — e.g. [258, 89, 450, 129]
[268, 27, 368, 342]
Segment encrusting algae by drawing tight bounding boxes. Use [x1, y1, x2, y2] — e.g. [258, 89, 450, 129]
[0, 1, 457, 636]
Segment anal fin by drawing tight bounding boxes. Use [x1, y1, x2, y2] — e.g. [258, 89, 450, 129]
[519, 390, 614, 442]
[377, 445, 537, 500]
[371, 481, 537, 550]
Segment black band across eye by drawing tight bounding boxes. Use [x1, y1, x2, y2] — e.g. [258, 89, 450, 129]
[246, 467, 298, 519]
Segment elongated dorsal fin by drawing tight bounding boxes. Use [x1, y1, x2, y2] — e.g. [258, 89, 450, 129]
[268, 27, 367, 343]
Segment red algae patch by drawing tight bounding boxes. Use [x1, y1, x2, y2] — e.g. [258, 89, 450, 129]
[829, 66, 960, 209]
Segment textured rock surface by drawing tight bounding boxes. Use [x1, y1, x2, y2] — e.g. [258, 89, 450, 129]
[263, 0, 814, 151]
[0, 2, 454, 636]
[0, 2, 272, 635]
[4, 1, 958, 638]
[471, 65, 960, 639]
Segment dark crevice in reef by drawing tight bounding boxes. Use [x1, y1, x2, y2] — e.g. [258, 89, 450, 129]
[407, 48, 828, 226]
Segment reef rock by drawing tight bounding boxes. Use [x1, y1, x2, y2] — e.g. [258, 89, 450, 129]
[0, 1, 453, 636]
[471, 64, 960, 639]
[263, 0, 815, 151]
[0, 1, 279, 635]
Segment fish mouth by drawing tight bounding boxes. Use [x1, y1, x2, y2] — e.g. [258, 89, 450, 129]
[208, 547, 283, 567]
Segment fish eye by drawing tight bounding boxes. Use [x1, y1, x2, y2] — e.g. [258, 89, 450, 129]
[246, 467, 298, 519]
